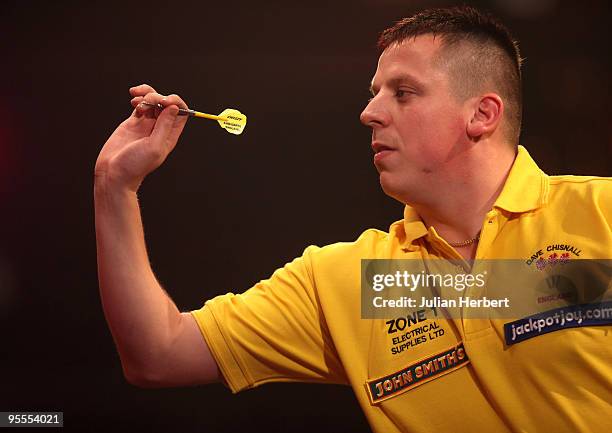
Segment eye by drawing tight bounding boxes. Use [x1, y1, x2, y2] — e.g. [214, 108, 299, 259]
[396, 89, 412, 98]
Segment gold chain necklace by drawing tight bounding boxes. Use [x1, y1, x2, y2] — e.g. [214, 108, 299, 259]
[447, 231, 481, 247]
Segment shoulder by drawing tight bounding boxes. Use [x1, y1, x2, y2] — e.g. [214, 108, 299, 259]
[304, 228, 391, 261]
[547, 175, 611, 212]
[549, 174, 611, 189]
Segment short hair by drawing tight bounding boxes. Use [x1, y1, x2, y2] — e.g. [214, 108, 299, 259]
[378, 5, 524, 144]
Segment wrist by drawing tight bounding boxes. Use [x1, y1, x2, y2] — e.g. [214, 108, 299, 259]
[94, 163, 141, 195]
[94, 169, 140, 209]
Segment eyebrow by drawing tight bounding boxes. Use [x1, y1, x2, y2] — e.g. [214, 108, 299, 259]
[369, 73, 425, 96]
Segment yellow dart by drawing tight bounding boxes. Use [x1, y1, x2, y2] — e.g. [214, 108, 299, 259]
[141, 102, 247, 135]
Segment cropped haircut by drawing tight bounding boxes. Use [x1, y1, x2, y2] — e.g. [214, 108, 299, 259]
[378, 5, 523, 144]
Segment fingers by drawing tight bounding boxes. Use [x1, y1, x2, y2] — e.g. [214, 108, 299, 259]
[133, 91, 189, 118]
[150, 105, 181, 147]
[130, 84, 156, 118]
[143, 92, 188, 110]
[130, 96, 144, 108]
[129, 84, 156, 97]
[127, 86, 189, 151]
[129, 84, 188, 109]
[118, 85, 189, 177]
[148, 93, 190, 145]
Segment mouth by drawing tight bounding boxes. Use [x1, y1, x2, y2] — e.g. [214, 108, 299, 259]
[372, 142, 393, 153]
[372, 142, 395, 162]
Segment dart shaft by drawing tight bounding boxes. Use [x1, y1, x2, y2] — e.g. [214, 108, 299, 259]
[193, 111, 228, 121]
[141, 102, 228, 121]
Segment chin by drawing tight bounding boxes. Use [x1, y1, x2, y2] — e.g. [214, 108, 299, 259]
[379, 173, 422, 206]
[379, 174, 405, 203]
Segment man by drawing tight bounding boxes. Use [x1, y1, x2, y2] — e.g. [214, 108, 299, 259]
[94, 5, 611, 433]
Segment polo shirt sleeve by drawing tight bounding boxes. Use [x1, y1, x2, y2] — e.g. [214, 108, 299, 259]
[190, 245, 348, 393]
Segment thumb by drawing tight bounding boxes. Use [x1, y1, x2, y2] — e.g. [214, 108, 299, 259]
[150, 105, 180, 150]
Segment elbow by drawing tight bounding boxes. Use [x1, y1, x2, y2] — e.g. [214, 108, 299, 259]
[122, 362, 169, 389]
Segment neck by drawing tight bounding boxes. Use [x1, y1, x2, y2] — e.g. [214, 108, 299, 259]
[415, 181, 503, 242]
[408, 143, 517, 256]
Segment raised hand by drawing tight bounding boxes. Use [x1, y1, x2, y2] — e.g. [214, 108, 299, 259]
[95, 84, 189, 191]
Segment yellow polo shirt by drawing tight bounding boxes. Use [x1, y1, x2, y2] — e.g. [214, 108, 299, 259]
[191, 146, 612, 433]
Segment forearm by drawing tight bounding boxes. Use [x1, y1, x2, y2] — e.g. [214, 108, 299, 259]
[94, 173, 182, 380]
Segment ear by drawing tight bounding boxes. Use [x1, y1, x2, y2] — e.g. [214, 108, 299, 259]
[466, 93, 504, 140]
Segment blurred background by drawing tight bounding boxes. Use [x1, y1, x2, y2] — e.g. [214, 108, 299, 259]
[0, 0, 609, 431]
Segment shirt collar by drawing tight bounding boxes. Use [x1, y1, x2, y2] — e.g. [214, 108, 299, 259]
[493, 145, 550, 213]
[399, 205, 429, 246]
[397, 145, 549, 246]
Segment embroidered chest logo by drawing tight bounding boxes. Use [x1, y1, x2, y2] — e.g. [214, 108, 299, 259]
[366, 342, 469, 404]
[524, 243, 602, 305]
[526, 244, 581, 271]
[386, 308, 443, 355]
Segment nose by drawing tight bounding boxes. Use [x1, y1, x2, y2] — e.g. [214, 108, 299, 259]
[360, 96, 389, 129]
